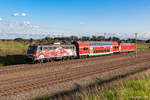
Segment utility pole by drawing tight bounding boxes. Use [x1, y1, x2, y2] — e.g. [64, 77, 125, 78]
[135, 33, 138, 57]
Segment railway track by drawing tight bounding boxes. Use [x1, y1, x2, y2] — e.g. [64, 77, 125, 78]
[0, 54, 137, 87]
[0, 51, 150, 97]
[0, 51, 136, 75]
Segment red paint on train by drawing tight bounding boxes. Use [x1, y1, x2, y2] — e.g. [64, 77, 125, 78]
[26, 41, 135, 62]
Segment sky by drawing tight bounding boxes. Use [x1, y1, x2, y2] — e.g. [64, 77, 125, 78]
[0, 0, 150, 39]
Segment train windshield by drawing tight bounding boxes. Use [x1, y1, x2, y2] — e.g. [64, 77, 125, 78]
[27, 46, 37, 54]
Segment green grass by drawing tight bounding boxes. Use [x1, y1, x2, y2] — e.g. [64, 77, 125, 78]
[0, 40, 29, 66]
[90, 78, 150, 100]
[74, 76, 150, 100]
[36, 74, 150, 100]
[137, 43, 150, 51]
[0, 40, 29, 56]
[0, 41, 150, 66]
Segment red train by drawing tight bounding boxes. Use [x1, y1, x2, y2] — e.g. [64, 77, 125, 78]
[26, 41, 135, 63]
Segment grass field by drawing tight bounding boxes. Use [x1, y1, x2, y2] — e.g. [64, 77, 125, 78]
[78, 76, 150, 100]
[35, 73, 150, 100]
[0, 41, 150, 66]
[137, 43, 150, 51]
[0, 40, 29, 66]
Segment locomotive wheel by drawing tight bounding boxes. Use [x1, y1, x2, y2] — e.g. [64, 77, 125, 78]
[48, 58, 51, 62]
[62, 57, 65, 61]
[33, 60, 38, 64]
[63, 57, 67, 60]
[38, 54, 45, 63]
[39, 59, 44, 63]
[69, 56, 72, 60]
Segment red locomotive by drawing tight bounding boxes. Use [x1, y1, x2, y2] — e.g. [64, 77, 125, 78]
[26, 41, 135, 63]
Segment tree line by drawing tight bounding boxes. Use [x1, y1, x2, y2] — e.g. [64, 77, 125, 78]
[1, 35, 149, 44]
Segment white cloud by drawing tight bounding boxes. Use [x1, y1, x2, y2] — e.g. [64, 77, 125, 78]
[80, 22, 86, 25]
[0, 17, 3, 21]
[31, 25, 40, 28]
[21, 13, 27, 16]
[13, 13, 19, 16]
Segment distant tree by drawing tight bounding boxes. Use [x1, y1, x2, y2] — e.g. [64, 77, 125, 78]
[65, 37, 71, 41]
[112, 36, 120, 41]
[97, 36, 105, 41]
[29, 38, 34, 44]
[29, 38, 33, 42]
[107, 37, 112, 41]
[127, 38, 131, 42]
[14, 38, 24, 42]
[44, 37, 51, 42]
[127, 38, 136, 43]
[70, 35, 78, 41]
[81, 36, 90, 41]
[91, 35, 97, 41]
[146, 39, 150, 43]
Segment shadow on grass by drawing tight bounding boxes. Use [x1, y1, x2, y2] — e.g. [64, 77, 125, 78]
[0, 55, 28, 66]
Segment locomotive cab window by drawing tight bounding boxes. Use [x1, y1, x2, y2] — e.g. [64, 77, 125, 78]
[27, 46, 37, 54]
[40, 47, 42, 51]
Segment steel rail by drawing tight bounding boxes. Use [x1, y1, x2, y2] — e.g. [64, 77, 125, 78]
[0, 56, 149, 96]
[0, 53, 147, 86]
[0, 52, 136, 75]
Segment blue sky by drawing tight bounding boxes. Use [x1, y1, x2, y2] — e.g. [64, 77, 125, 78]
[0, 0, 150, 39]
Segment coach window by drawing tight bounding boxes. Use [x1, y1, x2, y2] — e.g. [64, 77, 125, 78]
[50, 47, 53, 50]
[114, 46, 118, 49]
[84, 47, 88, 51]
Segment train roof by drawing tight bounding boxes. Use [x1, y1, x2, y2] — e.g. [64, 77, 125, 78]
[121, 43, 133, 45]
[74, 41, 117, 44]
[30, 44, 74, 47]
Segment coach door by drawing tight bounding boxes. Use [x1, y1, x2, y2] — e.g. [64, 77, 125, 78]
[110, 46, 113, 52]
[90, 47, 93, 55]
